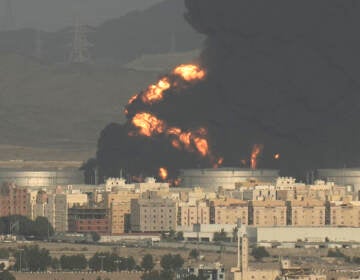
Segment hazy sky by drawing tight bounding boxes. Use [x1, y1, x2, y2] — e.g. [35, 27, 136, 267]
[2, 0, 165, 31]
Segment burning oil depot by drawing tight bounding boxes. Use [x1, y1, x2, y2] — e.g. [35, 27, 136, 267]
[179, 168, 279, 190]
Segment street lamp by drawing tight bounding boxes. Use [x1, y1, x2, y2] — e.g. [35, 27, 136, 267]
[99, 255, 106, 272]
[18, 249, 24, 272]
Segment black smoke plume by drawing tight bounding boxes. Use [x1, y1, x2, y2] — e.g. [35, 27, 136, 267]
[96, 0, 360, 180]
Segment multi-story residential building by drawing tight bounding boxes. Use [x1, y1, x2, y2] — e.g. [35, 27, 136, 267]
[68, 207, 109, 235]
[135, 177, 170, 194]
[249, 201, 286, 226]
[327, 201, 360, 227]
[276, 189, 295, 201]
[130, 195, 177, 232]
[0, 183, 28, 217]
[242, 185, 276, 201]
[210, 199, 248, 225]
[104, 191, 140, 235]
[287, 200, 325, 226]
[178, 200, 210, 226]
[46, 193, 67, 232]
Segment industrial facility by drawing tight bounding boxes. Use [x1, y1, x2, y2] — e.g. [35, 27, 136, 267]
[179, 168, 279, 190]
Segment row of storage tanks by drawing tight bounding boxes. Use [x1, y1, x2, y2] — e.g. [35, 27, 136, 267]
[1, 167, 360, 190]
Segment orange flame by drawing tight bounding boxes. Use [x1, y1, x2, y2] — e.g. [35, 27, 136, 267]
[193, 137, 209, 157]
[173, 64, 206, 81]
[213, 157, 224, 168]
[159, 167, 168, 180]
[141, 77, 171, 104]
[131, 113, 165, 136]
[171, 139, 181, 150]
[274, 153, 280, 160]
[250, 144, 264, 169]
[128, 94, 138, 105]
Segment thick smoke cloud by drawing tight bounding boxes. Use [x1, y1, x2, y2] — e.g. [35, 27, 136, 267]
[97, 0, 360, 180]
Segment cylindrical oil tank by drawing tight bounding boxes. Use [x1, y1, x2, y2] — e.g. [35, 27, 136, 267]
[0, 169, 84, 187]
[317, 168, 360, 192]
[179, 168, 279, 189]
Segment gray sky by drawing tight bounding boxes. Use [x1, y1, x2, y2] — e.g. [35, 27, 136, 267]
[3, 0, 165, 31]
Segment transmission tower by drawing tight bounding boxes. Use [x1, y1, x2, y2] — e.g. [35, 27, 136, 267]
[2, 0, 15, 30]
[69, 17, 92, 63]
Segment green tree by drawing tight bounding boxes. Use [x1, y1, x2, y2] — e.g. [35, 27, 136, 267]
[213, 229, 228, 242]
[327, 249, 346, 258]
[89, 252, 122, 272]
[160, 254, 184, 272]
[0, 271, 16, 280]
[90, 232, 100, 242]
[14, 245, 51, 271]
[176, 231, 184, 241]
[141, 254, 155, 272]
[189, 249, 199, 260]
[51, 257, 60, 270]
[60, 254, 87, 270]
[172, 254, 184, 271]
[251, 246, 270, 261]
[33, 217, 54, 240]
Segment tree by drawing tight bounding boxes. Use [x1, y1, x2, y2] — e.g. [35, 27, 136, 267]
[60, 254, 87, 270]
[160, 254, 184, 272]
[327, 249, 346, 258]
[172, 254, 184, 271]
[90, 232, 100, 242]
[33, 217, 54, 240]
[141, 254, 155, 272]
[51, 257, 60, 270]
[189, 249, 199, 260]
[251, 247, 270, 261]
[14, 245, 51, 272]
[160, 254, 173, 272]
[176, 231, 184, 241]
[0, 271, 16, 280]
[213, 229, 228, 242]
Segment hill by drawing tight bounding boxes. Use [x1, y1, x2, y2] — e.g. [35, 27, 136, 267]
[0, 54, 159, 160]
[0, 0, 203, 65]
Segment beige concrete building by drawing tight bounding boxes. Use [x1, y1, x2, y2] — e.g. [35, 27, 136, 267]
[328, 201, 360, 227]
[178, 200, 210, 226]
[130, 195, 177, 232]
[46, 193, 68, 232]
[250, 200, 286, 226]
[135, 177, 169, 194]
[210, 199, 249, 225]
[288, 200, 326, 226]
[242, 185, 277, 201]
[104, 191, 140, 235]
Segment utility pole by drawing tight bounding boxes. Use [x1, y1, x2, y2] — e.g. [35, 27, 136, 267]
[18, 249, 24, 272]
[99, 255, 105, 272]
[69, 16, 92, 64]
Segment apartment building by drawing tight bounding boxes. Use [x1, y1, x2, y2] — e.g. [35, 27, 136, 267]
[68, 207, 109, 235]
[104, 191, 140, 235]
[287, 200, 325, 226]
[210, 198, 248, 225]
[130, 195, 177, 232]
[327, 201, 360, 227]
[0, 183, 28, 217]
[242, 185, 276, 201]
[249, 200, 286, 226]
[178, 200, 210, 226]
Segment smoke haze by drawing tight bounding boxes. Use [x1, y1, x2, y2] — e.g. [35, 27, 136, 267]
[96, 0, 360, 179]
